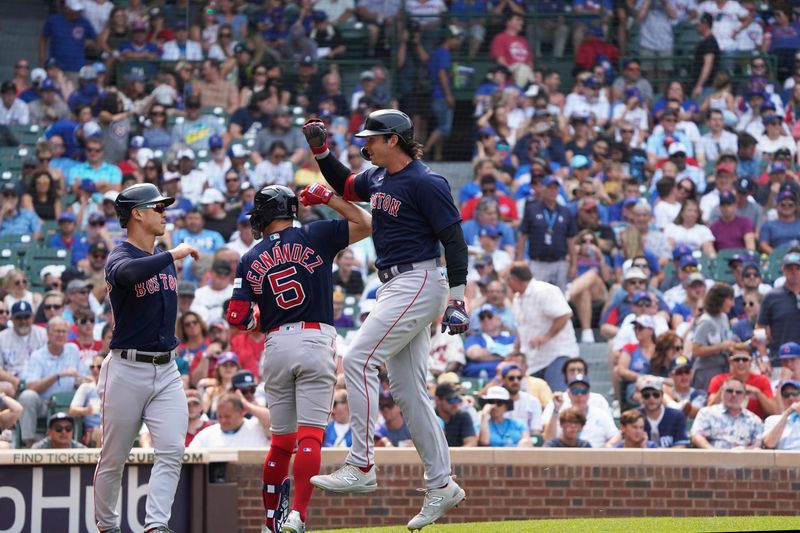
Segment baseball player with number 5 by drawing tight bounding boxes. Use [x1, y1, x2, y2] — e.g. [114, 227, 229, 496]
[227, 185, 371, 533]
[303, 110, 470, 531]
[94, 184, 200, 533]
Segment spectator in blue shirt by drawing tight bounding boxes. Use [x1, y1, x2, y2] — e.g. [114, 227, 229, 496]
[463, 307, 516, 377]
[18, 315, 88, 447]
[66, 66, 102, 111]
[759, 189, 800, 254]
[173, 209, 226, 256]
[119, 20, 159, 60]
[375, 391, 413, 447]
[636, 378, 689, 447]
[67, 137, 123, 193]
[39, 0, 97, 75]
[425, 26, 461, 161]
[461, 198, 516, 254]
[478, 386, 532, 447]
[49, 211, 90, 266]
[0, 183, 41, 239]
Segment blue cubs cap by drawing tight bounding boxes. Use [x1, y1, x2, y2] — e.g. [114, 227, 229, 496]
[584, 77, 600, 89]
[571, 154, 590, 169]
[208, 134, 224, 149]
[40, 78, 57, 91]
[672, 245, 692, 261]
[741, 262, 760, 275]
[58, 211, 76, 222]
[632, 291, 652, 305]
[719, 190, 736, 205]
[541, 175, 559, 187]
[623, 196, 640, 208]
[780, 379, 800, 391]
[770, 161, 787, 174]
[237, 211, 250, 225]
[232, 370, 256, 389]
[11, 300, 33, 318]
[478, 127, 496, 137]
[479, 225, 499, 238]
[501, 364, 523, 378]
[728, 251, 757, 265]
[669, 355, 692, 373]
[679, 255, 698, 269]
[778, 342, 800, 360]
[624, 86, 642, 101]
[736, 177, 755, 193]
[79, 178, 96, 192]
[216, 352, 239, 367]
[777, 189, 798, 203]
[129, 135, 147, 149]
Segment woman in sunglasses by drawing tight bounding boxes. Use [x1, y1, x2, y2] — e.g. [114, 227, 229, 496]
[69, 354, 105, 447]
[142, 104, 173, 153]
[706, 344, 778, 420]
[616, 315, 657, 407]
[691, 282, 736, 390]
[477, 386, 532, 447]
[2, 269, 41, 311]
[568, 228, 610, 344]
[177, 311, 209, 382]
[731, 289, 762, 343]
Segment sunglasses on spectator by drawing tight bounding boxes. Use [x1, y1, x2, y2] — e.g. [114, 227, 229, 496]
[778, 201, 796, 208]
[752, 62, 766, 69]
[641, 391, 661, 400]
[724, 388, 745, 395]
[742, 272, 760, 278]
[569, 387, 589, 395]
[781, 390, 800, 399]
[92, 252, 108, 259]
[255, 70, 268, 76]
[682, 265, 699, 273]
[90, 364, 102, 370]
[52, 425, 73, 433]
[730, 357, 751, 363]
[673, 344, 684, 351]
[744, 301, 757, 307]
[634, 300, 652, 307]
[151, 111, 166, 117]
[225, 177, 240, 182]
[627, 280, 646, 286]
[136, 203, 166, 213]
[74, 289, 90, 295]
[447, 396, 462, 404]
[0, 309, 8, 315]
[673, 368, 691, 376]
[86, 147, 103, 153]
[621, 129, 635, 134]
[677, 185, 694, 193]
[632, 262, 649, 269]
[15, 279, 28, 286]
[39, 156, 51, 162]
[239, 386, 256, 395]
[77, 318, 95, 325]
[184, 320, 199, 327]
[505, 375, 522, 382]
[13, 314, 32, 320]
[483, 399, 506, 405]
[379, 403, 395, 410]
[89, 220, 105, 227]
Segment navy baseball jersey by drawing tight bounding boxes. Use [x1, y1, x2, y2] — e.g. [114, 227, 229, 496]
[231, 220, 349, 330]
[352, 161, 461, 270]
[106, 242, 180, 352]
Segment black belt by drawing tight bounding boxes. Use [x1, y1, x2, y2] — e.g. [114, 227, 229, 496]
[378, 263, 415, 283]
[530, 257, 566, 263]
[119, 349, 175, 365]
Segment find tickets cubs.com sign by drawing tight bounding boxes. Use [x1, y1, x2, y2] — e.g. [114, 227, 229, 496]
[0, 451, 193, 533]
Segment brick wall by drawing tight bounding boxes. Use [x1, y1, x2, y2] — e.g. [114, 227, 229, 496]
[228, 449, 800, 532]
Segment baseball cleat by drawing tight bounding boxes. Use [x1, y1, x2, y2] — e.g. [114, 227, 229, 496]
[310, 464, 378, 493]
[281, 510, 306, 533]
[406, 478, 466, 531]
[264, 478, 291, 532]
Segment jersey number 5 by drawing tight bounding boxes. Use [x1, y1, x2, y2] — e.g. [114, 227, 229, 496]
[268, 267, 306, 309]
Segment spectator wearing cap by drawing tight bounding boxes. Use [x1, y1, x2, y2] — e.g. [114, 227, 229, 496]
[474, 225, 513, 273]
[758, 190, 800, 254]
[645, 109, 694, 164]
[77, 240, 110, 305]
[710, 191, 756, 251]
[754, 161, 800, 210]
[508, 263, 578, 391]
[70, 307, 102, 364]
[708, 176, 763, 230]
[612, 290, 670, 355]
[63, 279, 95, 325]
[189, 392, 270, 448]
[0, 301, 48, 396]
[19, 316, 88, 447]
[49, 211, 90, 265]
[192, 259, 234, 323]
[692, 282, 737, 390]
[698, 109, 739, 167]
[173, 148, 209, 205]
[226, 212, 259, 257]
[611, 86, 650, 146]
[68, 352, 103, 445]
[31, 412, 86, 449]
[196, 351, 241, 417]
[669, 271, 709, 332]
[253, 106, 306, 166]
[199, 188, 237, 242]
[543, 407, 591, 448]
[691, 376, 763, 449]
[500, 364, 544, 438]
[630, 377, 689, 447]
[757, 253, 800, 368]
[66, 137, 122, 194]
[194, 59, 239, 114]
[756, 111, 796, 161]
[66, 66, 101, 111]
[707, 343, 776, 419]
[375, 390, 413, 447]
[323, 389, 352, 448]
[427, 316, 466, 378]
[228, 88, 273, 142]
[600, 267, 670, 339]
[27, 78, 69, 127]
[39, 0, 97, 77]
[735, 132, 761, 181]
[434, 383, 477, 447]
[171, 95, 226, 152]
[615, 315, 659, 405]
[231, 370, 270, 423]
[183, 389, 213, 447]
[762, 378, 800, 450]
[543, 374, 617, 448]
[477, 385, 532, 447]
[664, 198, 716, 259]
[663, 142, 706, 195]
[663, 354, 706, 419]
[161, 19, 203, 61]
[517, 175, 578, 290]
[201, 135, 231, 190]
[0, 183, 42, 239]
[464, 306, 516, 378]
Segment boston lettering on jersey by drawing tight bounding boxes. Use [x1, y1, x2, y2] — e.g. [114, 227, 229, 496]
[134, 273, 179, 297]
[245, 242, 324, 294]
[369, 192, 401, 217]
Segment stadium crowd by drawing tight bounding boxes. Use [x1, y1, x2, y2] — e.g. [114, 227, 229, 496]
[1, 0, 800, 454]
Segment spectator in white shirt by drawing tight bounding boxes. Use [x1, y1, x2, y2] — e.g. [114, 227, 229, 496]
[0, 81, 30, 126]
[188, 392, 271, 448]
[698, 109, 738, 167]
[162, 20, 204, 61]
[543, 374, 617, 448]
[193, 259, 234, 322]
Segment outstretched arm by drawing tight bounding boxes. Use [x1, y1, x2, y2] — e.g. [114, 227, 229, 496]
[299, 183, 372, 244]
[303, 118, 365, 200]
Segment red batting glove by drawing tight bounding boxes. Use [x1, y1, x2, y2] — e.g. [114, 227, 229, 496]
[299, 183, 333, 206]
[302, 117, 328, 155]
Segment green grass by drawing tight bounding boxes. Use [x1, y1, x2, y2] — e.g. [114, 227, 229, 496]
[318, 516, 800, 533]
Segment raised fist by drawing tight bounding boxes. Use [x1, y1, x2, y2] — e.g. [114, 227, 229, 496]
[302, 118, 328, 153]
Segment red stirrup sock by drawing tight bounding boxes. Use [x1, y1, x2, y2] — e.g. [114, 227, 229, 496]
[291, 425, 324, 521]
[262, 432, 296, 532]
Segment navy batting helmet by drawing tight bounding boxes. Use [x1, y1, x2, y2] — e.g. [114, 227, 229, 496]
[355, 109, 414, 145]
[248, 185, 298, 235]
[114, 183, 174, 228]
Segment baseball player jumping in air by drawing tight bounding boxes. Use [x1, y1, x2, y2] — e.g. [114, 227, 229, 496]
[303, 110, 470, 531]
[94, 184, 199, 533]
[227, 185, 371, 533]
